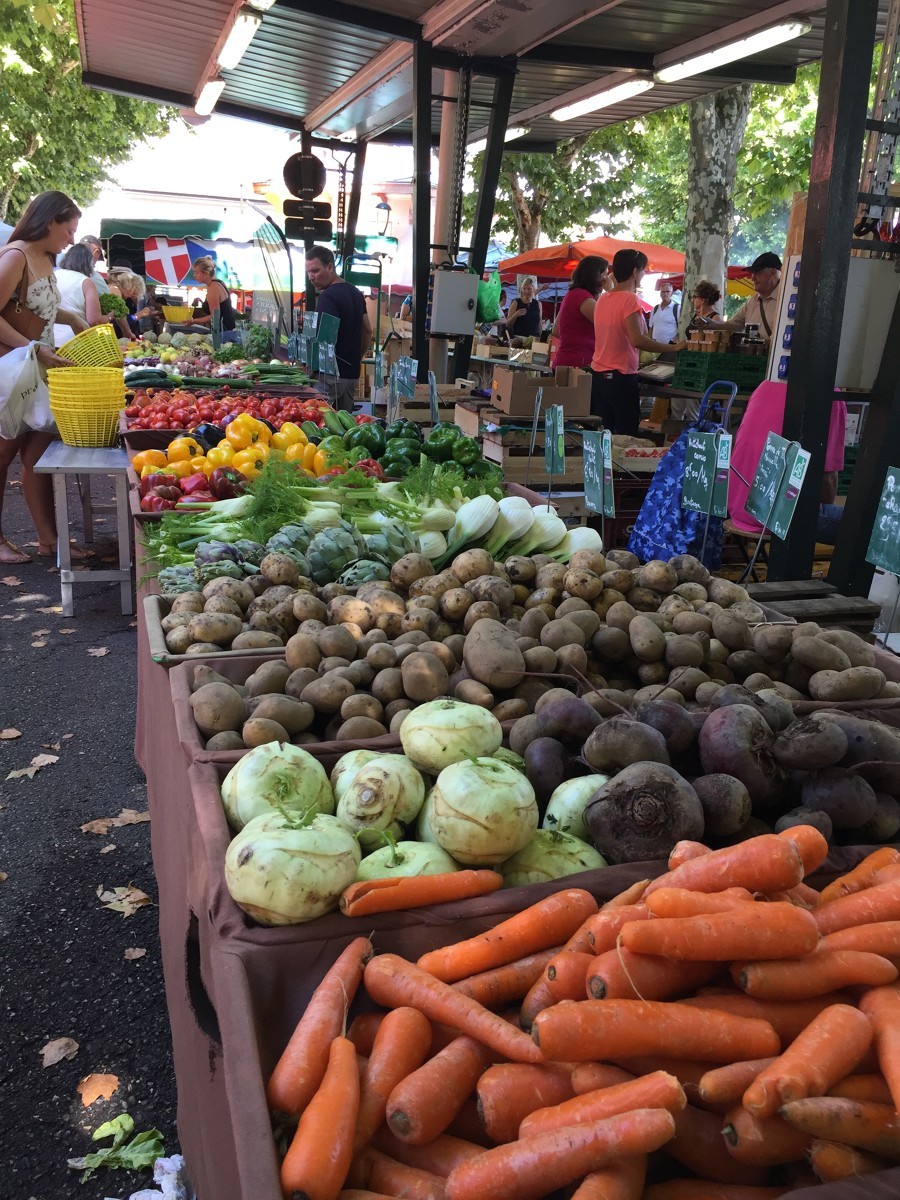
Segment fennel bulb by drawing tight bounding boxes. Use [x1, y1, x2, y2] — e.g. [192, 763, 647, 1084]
[400, 699, 503, 772]
[418, 505, 457, 532]
[506, 510, 567, 557]
[417, 529, 448, 560]
[548, 526, 604, 562]
[224, 810, 360, 925]
[356, 840, 459, 880]
[499, 830, 607, 888]
[434, 495, 499, 566]
[221, 743, 335, 832]
[424, 756, 538, 866]
[542, 776, 610, 843]
[482, 496, 535, 559]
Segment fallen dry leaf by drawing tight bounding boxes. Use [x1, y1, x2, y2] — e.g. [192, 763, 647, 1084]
[7, 766, 38, 781]
[36, 605, 61, 614]
[96, 885, 152, 917]
[0, 728, 22, 740]
[41, 741, 62, 751]
[59, 628, 76, 634]
[31, 641, 47, 649]
[0, 613, 25, 622]
[41, 1037, 79, 1067]
[128, 620, 138, 628]
[87, 647, 109, 657]
[0, 870, 7, 881]
[14, 593, 48, 603]
[81, 808, 150, 836]
[1, 575, 22, 586]
[123, 948, 146, 961]
[99, 845, 115, 854]
[31, 628, 51, 636]
[30, 753, 59, 769]
[62, 733, 74, 739]
[76, 1073, 119, 1106]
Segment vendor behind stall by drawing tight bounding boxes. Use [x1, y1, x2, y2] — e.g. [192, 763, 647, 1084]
[189, 255, 239, 342]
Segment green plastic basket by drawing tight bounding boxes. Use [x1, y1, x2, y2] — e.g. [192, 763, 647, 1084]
[672, 350, 767, 392]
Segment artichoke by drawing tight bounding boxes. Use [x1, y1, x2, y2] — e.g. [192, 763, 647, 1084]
[195, 559, 245, 585]
[158, 564, 201, 599]
[194, 540, 242, 568]
[306, 522, 368, 585]
[365, 522, 420, 565]
[266, 523, 313, 557]
[233, 540, 267, 567]
[337, 559, 391, 587]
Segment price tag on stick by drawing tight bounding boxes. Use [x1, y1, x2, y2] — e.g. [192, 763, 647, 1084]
[867, 465, 900, 576]
[386, 364, 400, 424]
[428, 370, 440, 428]
[601, 430, 616, 518]
[525, 387, 544, 488]
[583, 432, 603, 513]
[544, 404, 565, 477]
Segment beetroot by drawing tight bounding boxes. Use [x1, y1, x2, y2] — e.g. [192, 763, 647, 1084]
[698, 704, 786, 809]
[692, 774, 752, 839]
[585, 763, 704, 863]
[631, 700, 696, 756]
[582, 716, 670, 773]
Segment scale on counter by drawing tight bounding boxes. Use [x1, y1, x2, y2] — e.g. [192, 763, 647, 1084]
[639, 361, 675, 382]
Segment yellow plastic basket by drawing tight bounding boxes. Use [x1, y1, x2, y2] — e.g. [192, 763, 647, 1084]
[162, 305, 193, 323]
[48, 368, 126, 446]
[58, 323, 124, 367]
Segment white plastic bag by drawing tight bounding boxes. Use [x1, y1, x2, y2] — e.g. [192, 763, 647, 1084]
[0, 342, 52, 437]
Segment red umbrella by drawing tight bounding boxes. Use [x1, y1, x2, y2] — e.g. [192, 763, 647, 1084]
[499, 236, 685, 282]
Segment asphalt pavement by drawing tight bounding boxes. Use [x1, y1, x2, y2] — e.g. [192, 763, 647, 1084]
[0, 460, 179, 1200]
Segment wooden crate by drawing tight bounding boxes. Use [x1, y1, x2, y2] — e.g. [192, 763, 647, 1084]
[763, 594, 884, 640]
[746, 580, 838, 602]
[481, 438, 585, 488]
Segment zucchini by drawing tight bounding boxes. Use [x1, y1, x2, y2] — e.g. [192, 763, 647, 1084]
[321, 408, 346, 436]
[337, 409, 357, 431]
[182, 377, 256, 389]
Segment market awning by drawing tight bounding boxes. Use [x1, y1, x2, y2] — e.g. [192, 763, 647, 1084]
[99, 218, 225, 241]
[500, 237, 685, 281]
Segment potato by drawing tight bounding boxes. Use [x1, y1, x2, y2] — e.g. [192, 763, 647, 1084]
[791, 636, 852, 674]
[808, 667, 886, 702]
[450, 548, 493, 583]
[454, 679, 495, 708]
[205, 731, 245, 751]
[242, 717, 290, 746]
[375, 612, 403, 639]
[491, 698, 529, 721]
[401, 608, 441, 637]
[463, 601, 502, 632]
[300, 673, 355, 713]
[566, 610, 602, 642]
[468, 575, 515, 612]
[628, 615, 666, 663]
[711, 610, 752, 651]
[335, 716, 388, 740]
[818, 629, 876, 668]
[248, 611, 287, 639]
[524, 590, 560, 613]
[657, 595, 693, 620]
[591, 626, 630, 663]
[317, 624, 358, 661]
[327, 595, 375, 632]
[357, 587, 405, 616]
[161, 610, 194, 634]
[569, 549, 607, 575]
[751, 624, 794, 663]
[727, 650, 770, 680]
[602, 569, 635, 594]
[285, 633, 321, 672]
[668, 554, 710, 585]
[246, 661, 292, 697]
[665, 667, 710, 700]
[564, 568, 604, 601]
[171, 591, 206, 614]
[706, 578, 748, 607]
[343, 661, 376, 688]
[187, 611, 242, 646]
[292, 591, 327, 623]
[203, 594, 244, 618]
[248, 695, 313, 735]
[383, 698, 414, 724]
[165, 624, 195, 654]
[536, 563, 567, 591]
[665, 634, 705, 670]
[318, 656, 351, 675]
[606, 601, 638, 632]
[695, 680, 723, 706]
[791, 622, 823, 641]
[673, 582, 708, 604]
[463, 618, 527, 690]
[638, 661, 668, 686]
[401, 651, 450, 702]
[540, 618, 586, 651]
[371, 667, 405, 705]
[440, 588, 473, 622]
[390, 553, 434, 591]
[519, 608, 551, 640]
[190, 682, 246, 736]
[606, 549, 640, 570]
[635, 560, 678, 594]
[743, 672, 775, 693]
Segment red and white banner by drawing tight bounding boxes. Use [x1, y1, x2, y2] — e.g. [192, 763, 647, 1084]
[144, 237, 193, 286]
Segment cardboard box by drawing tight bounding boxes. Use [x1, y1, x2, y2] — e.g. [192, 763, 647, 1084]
[529, 340, 552, 364]
[491, 366, 591, 417]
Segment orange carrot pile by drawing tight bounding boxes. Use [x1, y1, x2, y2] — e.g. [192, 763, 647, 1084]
[340, 869, 503, 917]
[263, 829, 900, 1200]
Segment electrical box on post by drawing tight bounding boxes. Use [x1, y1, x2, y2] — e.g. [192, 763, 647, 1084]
[426, 270, 478, 335]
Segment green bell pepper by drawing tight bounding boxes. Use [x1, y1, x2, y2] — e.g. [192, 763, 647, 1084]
[422, 423, 462, 462]
[385, 437, 422, 461]
[452, 436, 481, 467]
[318, 434, 349, 458]
[464, 459, 495, 479]
[385, 418, 422, 443]
[381, 453, 414, 478]
[343, 423, 386, 457]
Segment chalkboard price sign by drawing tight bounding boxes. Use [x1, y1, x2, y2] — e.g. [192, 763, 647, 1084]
[544, 405, 565, 476]
[746, 433, 810, 540]
[601, 430, 615, 518]
[682, 431, 732, 517]
[319, 343, 337, 378]
[866, 465, 900, 576]
[373, 352, 385, 390]
[302, 311, 318, 337]
[583, 432, 602, 512]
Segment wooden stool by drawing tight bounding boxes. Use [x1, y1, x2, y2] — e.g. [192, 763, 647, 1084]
[722, 519, 770, 582]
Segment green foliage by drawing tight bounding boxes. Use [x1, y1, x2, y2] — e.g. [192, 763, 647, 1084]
[0, 0, 174, 221]
[100, 292, 129, 318]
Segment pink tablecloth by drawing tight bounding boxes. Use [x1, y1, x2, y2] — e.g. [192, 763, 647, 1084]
[728, 381, 846, 534]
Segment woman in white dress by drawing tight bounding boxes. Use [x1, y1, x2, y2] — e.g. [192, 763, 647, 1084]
[0, 191, 90, 564]
[55, 243, 105, 327]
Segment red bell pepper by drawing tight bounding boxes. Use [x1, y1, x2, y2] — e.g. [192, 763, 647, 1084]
[208, 466, 248, 500]
[354, 457, 386, 479]
[354, 413, 377, 424]
[140, 487, 181, 512]
[139, 471, 177, 498]
[180, 472, 211, 496]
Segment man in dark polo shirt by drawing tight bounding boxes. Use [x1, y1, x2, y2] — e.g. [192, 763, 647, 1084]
[305, 245, 372, 411]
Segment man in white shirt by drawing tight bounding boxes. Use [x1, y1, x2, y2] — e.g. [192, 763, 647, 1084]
[647, 283, 679, 343]
[79, 234, 110, 296]
[721, 252, 782, 343]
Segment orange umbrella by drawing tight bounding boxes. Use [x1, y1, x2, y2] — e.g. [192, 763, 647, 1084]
[499, 236, 685, 280]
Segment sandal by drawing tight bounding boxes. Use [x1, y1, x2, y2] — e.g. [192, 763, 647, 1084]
[37, 541, 95, 561]
[0, 537, 32, 564]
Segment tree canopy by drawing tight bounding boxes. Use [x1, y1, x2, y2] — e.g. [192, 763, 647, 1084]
[0, 0, 175, 222]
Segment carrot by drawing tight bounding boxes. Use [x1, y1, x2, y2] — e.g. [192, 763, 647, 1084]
[600, 878, 650, 908]
[443, 1107, 676, 1200]
[586, 948, 718, 1000]
[721, 1104, 812, 1166]
[347, 1147, 446, 1200]
[646, 835, 805, 896]
[531, 999, 780, 1063]
[620, 902, 819, 961]
[699, 1059, 777, 1108]
[859, 983, 900, 1112]
[776, 824, 830, 875]
[364, 953, 542, 1063]
[668, 1103, 769, 1184]
[667, 839, 711, 868]
[451, 946, 561, 1008]
[544, 950, 595, 1002]
[268, 936, 372, 1116]
[829, 1074, 893, 1104]
[519, 1070, 686, 1138]
[584, 904, 651, 953]
[734, 947, 898, 1000]
[518, 974, 559, 1031]
[417, 888, 599, 983]
[476, 1063, 576, 1143]
[808, 1137, 893, 1181]
[346, 1013, 385, 1058]
[561, 913, 611, 954]
[646, 887, 755, 917]
[818, 848, 900, 907]
[339, 1192, 404, 1200]
[742, 1003, 873, 1118]
[570, 1154, 646, 1200]
[609, 1056, 716, 1108]
[386, 1034, 492, 1145]
[280, 1036, 359, 1200]
[778, 1096, 900, 1157]
[823, 920, 900, 955]
[445, 1094, 496, 1147]
[373, 1129, 484, 1176]
[814, 877, 900, 935]
[678, 992, 851, 1044]
[764, 881, 821, 907]
[571, 1063, 636, 1094]
[354, 1006, 433, 1153]
[643, 1184, 787, 1200]
[340, 870, 502, 917]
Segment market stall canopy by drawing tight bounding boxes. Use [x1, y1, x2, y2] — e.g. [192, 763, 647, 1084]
[74, 1, 891, 147]
[499, 237, 685, 281]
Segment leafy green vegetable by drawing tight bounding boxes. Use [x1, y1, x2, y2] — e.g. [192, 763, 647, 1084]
[214, 342, 246, 363]
[100, 293, 129, 318]
[67, 1113, 164, 1183]
[244, 323, 273, 360]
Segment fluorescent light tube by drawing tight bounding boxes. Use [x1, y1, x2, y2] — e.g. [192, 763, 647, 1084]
[552, 78, 654, 122]
[655, 20, 812, 84]
[246, 0, 277, 9]
[467, 125, 530, 153]
[194, 77, 226, 116]
[217, 7, 263, 71]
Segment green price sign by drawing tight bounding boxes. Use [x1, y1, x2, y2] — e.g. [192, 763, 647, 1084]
[682, 431, 732, 518]
[583, 431, 602, 513]
[373, 352, 385, 390]
[396, 356, 417, 399]
[746, 433, 811, 540]
[866, 466, 900, 576]
[302, 311, 318, 337]
[544, 405, 565, 476]
[601, 430, 616, 518]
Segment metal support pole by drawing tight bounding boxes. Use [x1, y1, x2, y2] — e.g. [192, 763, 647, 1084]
[767, 0, 878, 580]
[450, 64, 516, 381]
[412, 39, 433, 382]
[341, 141, 367, 265]
[430, 68, 460, 383]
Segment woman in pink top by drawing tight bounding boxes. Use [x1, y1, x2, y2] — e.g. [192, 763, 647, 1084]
[552, 255, 611, 369]
[591, 248, 688, 435]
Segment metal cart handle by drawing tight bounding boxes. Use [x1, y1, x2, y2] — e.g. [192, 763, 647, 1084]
[697, 380, 738, 427]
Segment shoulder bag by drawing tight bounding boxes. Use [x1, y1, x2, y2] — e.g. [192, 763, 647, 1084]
[0, 248, 47, 345]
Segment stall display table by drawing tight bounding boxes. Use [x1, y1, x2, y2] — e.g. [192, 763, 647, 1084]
[34, 442, 133, 617]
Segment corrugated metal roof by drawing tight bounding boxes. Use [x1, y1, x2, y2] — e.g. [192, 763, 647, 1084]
[76, 0, 890, 143]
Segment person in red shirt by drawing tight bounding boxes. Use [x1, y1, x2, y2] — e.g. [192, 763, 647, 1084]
[591, 248, 688, 434]
[552, 255, 611, 369]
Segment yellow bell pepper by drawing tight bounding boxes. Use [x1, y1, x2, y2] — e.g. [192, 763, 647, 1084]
[301, 441, 320, 472]
[164, 459, 196, 479]
[206, 442, 235, 468]
[225, 413, 269, 450]
[140, 463, 176, 479]
[167, 436, 204, 463]
[232, 446, 269, 478]
[190, 455, 212, 475]
[271, 422, 307, 452]
[285, 442, 308, 465]
[313, 448, 329, 476]
[132, 449, 168, 473]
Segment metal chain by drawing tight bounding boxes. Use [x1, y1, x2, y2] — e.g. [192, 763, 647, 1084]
[446, 65, 472, 259]
[859, 0, 900, 224]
